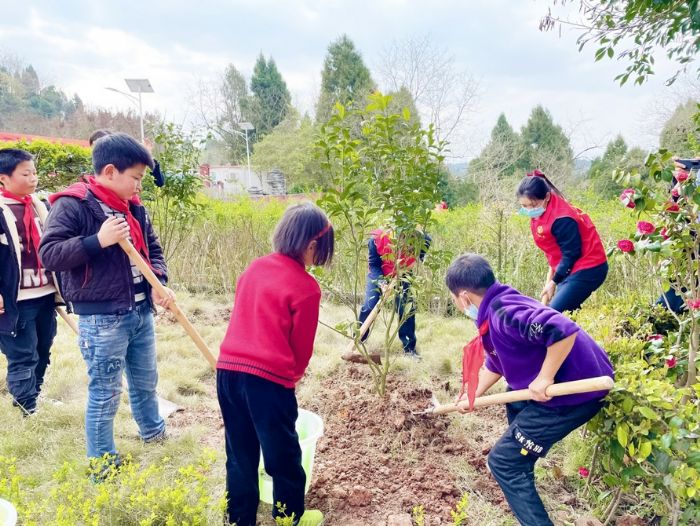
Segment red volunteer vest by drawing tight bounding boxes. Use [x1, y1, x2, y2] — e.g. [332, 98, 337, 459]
[530, 193, 607, 274]
[371, 229, 417, 277]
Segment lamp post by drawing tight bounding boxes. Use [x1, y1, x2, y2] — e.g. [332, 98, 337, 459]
[232, 122, 255, 188]
[105, 78, 154, 143]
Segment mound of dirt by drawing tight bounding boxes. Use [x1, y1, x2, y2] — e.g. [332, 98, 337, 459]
[304, 366, 508, 525]
[165, 366, 511, 524]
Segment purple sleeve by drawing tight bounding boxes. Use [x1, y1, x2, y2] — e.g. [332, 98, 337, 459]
[495, 304, 580, 347]
[485, 353, 503, 375]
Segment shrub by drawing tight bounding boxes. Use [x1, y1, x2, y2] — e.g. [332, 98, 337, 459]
[0, 453, 226, 525]
[0, 139, 91, 192]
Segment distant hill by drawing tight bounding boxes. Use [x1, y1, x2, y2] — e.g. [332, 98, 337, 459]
[574, 158, 592, 176]
[446, 162, 469, 177]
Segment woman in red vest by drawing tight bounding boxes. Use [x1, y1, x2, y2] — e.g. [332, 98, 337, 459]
[517, 170, 608, 312]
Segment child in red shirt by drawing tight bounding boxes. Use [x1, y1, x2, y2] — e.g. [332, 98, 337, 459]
[217, 202, 334, 526]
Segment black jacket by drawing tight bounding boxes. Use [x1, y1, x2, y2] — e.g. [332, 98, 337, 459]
[0, 196, 57, 336]
[39, 188, 167, 315]
[0, 208, 22, 335]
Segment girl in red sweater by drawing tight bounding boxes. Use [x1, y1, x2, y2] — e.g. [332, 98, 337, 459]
[217, 202, 334, 526]
[517, 170, 608, 312]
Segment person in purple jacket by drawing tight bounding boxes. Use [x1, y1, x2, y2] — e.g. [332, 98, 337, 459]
[445, 253, 613, 526]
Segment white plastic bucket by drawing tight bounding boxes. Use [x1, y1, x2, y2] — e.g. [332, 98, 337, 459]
[0, 498, 17, 526]
[259, 408, 324, 504]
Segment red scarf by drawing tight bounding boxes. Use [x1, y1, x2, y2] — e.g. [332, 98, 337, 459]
[1, 189, 42, 273]
[459, 320, 489, 411]
[87, 177, 151, 267]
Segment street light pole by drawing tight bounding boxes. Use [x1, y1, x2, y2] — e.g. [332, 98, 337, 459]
[105, 79, 154, 143]
[237, 122, 255, 189]
[138, 91, 144, 144]
[244, 128, 251, 188]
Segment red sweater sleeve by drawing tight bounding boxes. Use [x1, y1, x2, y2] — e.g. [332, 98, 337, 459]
[290, 291, 321, 378]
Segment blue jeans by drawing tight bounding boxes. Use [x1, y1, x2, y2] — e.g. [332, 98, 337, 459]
[0, 294, 57, 412]
[78, 302, 164, 459]
[358, 276, 417, 353]
[487, 398, 604, 526]
[550, 263, 608, 313]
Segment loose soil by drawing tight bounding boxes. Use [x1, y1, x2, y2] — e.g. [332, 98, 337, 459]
[169, 365, 513, 525]
[304, 365, 510, 525]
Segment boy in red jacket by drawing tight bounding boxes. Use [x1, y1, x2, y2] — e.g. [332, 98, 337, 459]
[217, 202, 334, 526]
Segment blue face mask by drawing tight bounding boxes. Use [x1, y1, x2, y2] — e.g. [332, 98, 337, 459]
[519, 206, 545, 218]
[463, 304, 479, 321]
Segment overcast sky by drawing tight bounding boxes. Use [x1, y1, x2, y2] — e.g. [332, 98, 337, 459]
[0, 0, 692, 160]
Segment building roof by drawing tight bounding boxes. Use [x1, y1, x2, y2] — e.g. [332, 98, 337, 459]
[0, 132, 90, 148]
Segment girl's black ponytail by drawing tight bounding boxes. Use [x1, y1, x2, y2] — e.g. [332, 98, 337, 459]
[516, 169, 565, 200]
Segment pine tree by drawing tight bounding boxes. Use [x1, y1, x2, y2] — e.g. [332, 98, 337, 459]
[315, 35, 375, 124]
[469, 113, 522, 179]
[250, 54, 291, 139]
[518, 105, 573, 175]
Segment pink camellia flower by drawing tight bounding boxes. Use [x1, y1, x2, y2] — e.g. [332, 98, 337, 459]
[660, 228, 670, 240]
[620, 188, 636, 208]
[688, 299, 700, 310]
[666, 357, 677, 369]
[637, 221, 656, 235]
[665, 202, 681, 213]
[617, 240, 635, 253]
[671, 187, 680, 198]
[675, 170, 690, 183]
[647, 334, 663, 342]
[578, 467, 590, 478]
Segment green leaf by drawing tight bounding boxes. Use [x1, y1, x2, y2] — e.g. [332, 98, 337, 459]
[617, 425, 629, 447]
[661, 434, 672, 449]
[638, 441, 652, 460]
[638, 407, 660, 419]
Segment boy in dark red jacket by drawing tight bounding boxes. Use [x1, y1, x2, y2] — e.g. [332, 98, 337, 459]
[0, 148, 58, 415]
[217, 202, 334, 526]
[39, 133, 175, 473]
[445, 253, 613, 526]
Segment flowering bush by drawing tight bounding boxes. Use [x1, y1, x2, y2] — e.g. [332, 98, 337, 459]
[574, 301, 700, 525]
[614, 151, 700, 388]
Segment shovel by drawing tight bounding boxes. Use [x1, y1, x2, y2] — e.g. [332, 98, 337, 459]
[118, 239, 217, 368]
[413, 376, 614, 415]
[56, 306, 183, 418]
[341, 279, 396, 365]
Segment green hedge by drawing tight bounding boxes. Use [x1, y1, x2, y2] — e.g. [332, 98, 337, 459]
[0, 139, 91, 192]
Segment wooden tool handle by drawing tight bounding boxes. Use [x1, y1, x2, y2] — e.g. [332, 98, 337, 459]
[118, 239, 217, 369]
[433, 376, 614, 415]
[346, 279, 396, 353]
[56, 306, 79, 335]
